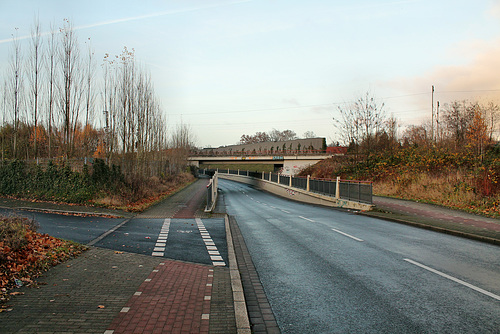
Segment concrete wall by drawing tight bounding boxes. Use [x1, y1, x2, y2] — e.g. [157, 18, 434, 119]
[282, 158, 319, 175]
[218, 173, 373, 211]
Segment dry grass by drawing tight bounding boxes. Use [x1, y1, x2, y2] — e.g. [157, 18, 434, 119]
[93, 172, 195, 212]
[374, 171, 500, 217]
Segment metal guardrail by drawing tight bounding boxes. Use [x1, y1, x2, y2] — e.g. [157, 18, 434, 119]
[205, 171, 218, 212]
[199, 168, 373, 205]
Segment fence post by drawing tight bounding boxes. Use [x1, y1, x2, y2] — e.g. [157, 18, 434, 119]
[262, 171, 264, 180]
[277, 173, 280, 184]
[358, 181, 361, 202]
[307, 175, 310, 192]
[269, 171, 272, 181]
[336, 176, 340, 199]
[289, 175, 292, 187]
[237, 169, 240, 175]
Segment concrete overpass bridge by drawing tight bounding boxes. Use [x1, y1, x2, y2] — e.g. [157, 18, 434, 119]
[188, 154, 334, 176]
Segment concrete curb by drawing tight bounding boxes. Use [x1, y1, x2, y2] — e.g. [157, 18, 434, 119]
[0, 205, 131, 218]
[225, 214, 251, 334]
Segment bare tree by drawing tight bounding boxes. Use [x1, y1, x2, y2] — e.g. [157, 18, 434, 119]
[268, 128, 297, 142]
[58, 19, 83, 157]
[303, 130, 316, 139]
[239, 131, 270, 144]
[169, 122, 196, 174]
[1, 79, 7, 160]
[442, 101, 474, 148]
[83, 37, 96, 157]
[484, 101, 500, 142]
[28, 15, 43, 159]
[46, 22, 57, 158]
[334, 92, 386, 153]
[8, 28, 23, 158]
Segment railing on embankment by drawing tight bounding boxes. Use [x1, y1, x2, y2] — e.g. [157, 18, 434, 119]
[204, 171, 218, 212]
[201, 168, 373, 211]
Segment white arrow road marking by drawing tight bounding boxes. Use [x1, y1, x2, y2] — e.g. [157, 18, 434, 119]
[331, 228, 364, 242]
[404, 258, 500, 301]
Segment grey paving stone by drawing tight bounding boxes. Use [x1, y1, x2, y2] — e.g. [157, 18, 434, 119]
[0, 247, 163, 333]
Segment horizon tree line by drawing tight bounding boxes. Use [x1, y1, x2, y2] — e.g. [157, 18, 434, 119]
[334, 91, 500, 157]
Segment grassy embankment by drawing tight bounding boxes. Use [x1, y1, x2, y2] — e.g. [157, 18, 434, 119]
[0, 159, 195, 212]
[299, 147, 500, 218]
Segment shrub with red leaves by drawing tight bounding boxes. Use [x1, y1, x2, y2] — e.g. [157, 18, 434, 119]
[0, 215, 87, 306]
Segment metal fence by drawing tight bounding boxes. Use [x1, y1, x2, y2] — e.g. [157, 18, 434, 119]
[199, 168, 373, 205]
[309, 178, 337, 197]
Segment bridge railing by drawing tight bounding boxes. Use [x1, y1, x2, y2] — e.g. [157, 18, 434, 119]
[199, 169, 373, 205]
[190, 149, 330, 157]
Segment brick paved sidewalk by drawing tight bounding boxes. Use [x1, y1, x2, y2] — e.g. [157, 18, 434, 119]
[1, 178, 239, 333]
[367, 196, 500, 245]
[106, 260, 213, 333]
[1, 247, 236, 334]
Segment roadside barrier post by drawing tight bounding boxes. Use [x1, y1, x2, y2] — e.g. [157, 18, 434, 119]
[307, 175, 310, 192]
[336, 176, 340, 199]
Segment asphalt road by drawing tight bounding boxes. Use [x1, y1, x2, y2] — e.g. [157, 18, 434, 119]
[219, 179, 500, 333]
[0, 208, 227, 266]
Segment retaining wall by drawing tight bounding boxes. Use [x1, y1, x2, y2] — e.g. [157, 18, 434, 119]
[219, 173, 373, 211]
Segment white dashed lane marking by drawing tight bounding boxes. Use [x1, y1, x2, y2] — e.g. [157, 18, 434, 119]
[152, 218, 171, 257]
[331, 228, 364, 242]
[196, 218, 226, 266]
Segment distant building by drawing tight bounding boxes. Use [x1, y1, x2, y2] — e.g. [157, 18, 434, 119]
[201, 137, 327, 155]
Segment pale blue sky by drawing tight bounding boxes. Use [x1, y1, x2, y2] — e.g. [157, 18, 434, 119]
[1, 0, 500, 147]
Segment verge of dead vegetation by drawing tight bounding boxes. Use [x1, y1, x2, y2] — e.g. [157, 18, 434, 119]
[0, 159, 196, 213]
[93, 172, 195, 212]
[0, 215, 87, 311]
[299, 147, 500, 218]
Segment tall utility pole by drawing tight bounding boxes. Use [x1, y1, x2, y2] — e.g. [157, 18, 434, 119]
[431, 85, 435, 142]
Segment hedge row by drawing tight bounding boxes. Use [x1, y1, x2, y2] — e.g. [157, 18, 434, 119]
[0, 159, 124, 203]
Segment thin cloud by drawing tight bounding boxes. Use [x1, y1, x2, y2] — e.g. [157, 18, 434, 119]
[0, 0, 251, 45]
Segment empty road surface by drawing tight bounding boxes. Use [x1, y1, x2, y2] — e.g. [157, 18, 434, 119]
[219, 179, 500, 333]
